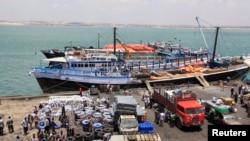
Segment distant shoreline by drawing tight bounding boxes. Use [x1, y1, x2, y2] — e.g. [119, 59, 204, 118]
[1, 20, 250, 29]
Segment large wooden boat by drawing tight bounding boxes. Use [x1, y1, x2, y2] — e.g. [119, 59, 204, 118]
[29, 27, 250, 93]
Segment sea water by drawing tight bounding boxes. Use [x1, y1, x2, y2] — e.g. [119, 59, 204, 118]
[0, 25, 250, 96]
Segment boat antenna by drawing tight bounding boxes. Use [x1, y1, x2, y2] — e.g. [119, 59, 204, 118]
[113, 27, 117, 55]
[195, 17, 209, 50]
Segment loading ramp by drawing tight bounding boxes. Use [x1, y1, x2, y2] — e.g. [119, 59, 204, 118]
[194, 73, 210, 87]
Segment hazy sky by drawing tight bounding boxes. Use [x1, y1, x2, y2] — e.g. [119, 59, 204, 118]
[1, 0, 249, 26]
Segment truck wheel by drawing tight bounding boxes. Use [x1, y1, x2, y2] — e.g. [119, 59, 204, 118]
[176, 118, 182, 129]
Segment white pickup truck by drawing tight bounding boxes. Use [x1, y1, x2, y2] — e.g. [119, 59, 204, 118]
[109, 133, 161, 141]
[118, 115, 138, 134]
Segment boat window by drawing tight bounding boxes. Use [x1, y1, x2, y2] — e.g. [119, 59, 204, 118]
[71, 63, 77, 67]
[85, 64, 88, 67]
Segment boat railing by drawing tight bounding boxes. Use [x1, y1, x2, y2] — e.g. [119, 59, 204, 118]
[34, 67, 132, 78]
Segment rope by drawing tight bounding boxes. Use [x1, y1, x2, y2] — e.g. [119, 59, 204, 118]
[74, 82, 89, 90]
[42, 80, 69, 91]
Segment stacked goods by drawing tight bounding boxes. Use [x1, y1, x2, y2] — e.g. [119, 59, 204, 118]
[150, 75, 169, 80]
[185, 65, 201, 73]
[203, 67, 227, 73]
[155, 70, 167, 76]
[219, 97, 235, 106]
[243, 94, 250, 105]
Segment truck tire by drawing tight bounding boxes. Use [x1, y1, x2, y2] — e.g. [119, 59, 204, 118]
[103, 127, 113, 133]
[176, 118, 182, 129]
[83, 133, 93, 141]
[97, 131, 105, 139]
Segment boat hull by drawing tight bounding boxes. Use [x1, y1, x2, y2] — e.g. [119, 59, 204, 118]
[34, 66, 250, 93]
[35, 77, 145, 93]
[148, 66, 250, 86]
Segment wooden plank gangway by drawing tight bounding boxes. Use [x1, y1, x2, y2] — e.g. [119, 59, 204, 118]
[194, 73, 210, 87]
[145, 80, 153, 94]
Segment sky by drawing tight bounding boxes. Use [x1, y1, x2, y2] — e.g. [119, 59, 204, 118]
[0, 0, 249, 26]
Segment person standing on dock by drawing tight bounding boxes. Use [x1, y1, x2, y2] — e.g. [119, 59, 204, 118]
[22, 117, 28, 135]
[0, 117, 4, 135]
[61, 104, 66, 116]
[6, 116, 14, 133]
[239, 85, 243, 95]
[231, 87, 234, 97]
[154, 109, 159, 124]
[159, 112, 165, 127]
[27, 114, 34, 130]
[79, 87, 83, 96]
[234, 93, 238, 104]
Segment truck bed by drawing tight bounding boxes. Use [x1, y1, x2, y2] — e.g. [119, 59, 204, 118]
[153, 88, 197, 112]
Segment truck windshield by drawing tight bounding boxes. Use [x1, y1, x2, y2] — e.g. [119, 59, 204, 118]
[186, 107, 204, 114]
[120, 118, 138, 128]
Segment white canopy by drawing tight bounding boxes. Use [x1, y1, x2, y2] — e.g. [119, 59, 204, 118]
[43, 57, 67, 63]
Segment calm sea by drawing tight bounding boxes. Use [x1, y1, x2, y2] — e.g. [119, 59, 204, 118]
[0, 25, 250, 96]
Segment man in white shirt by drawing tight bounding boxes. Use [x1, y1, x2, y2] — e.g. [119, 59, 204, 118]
[22, 117, 28, 135]
[159, 112, 165, 127]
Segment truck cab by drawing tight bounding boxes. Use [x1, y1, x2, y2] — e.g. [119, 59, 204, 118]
[118, 115, 138, 134]
[176, 100, 205, 128]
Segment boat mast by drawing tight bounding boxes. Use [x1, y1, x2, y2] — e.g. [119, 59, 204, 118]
[113, 27, 117, 55]
[196, 17, 209, 50]
[98, 33, 100, 49]
[212, 27, 219, 62]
